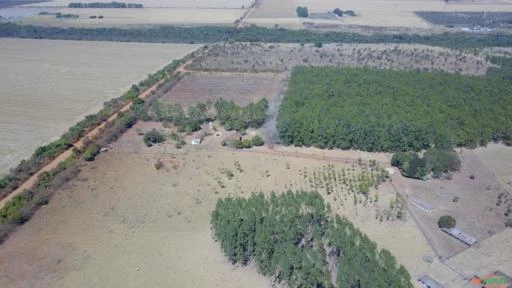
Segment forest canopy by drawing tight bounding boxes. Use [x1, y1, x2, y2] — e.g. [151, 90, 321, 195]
[211, 191, 413, 288]
[277, 66, 512, 152]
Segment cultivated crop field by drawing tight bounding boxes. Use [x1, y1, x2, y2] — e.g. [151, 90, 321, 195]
[160, 72, 286, 107]
[189, 42, 493, 75]
[20, 7, 245, 27]
[247, 0, 512, 30]
[22, 0, 253, 8]
[0, 38, 199, 176]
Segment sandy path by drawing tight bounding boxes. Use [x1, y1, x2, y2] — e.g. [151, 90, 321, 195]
[0, 47, 206, 210]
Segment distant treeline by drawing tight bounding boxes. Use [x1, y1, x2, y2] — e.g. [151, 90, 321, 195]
[68, 1, 143, 8]
[1, 23, 512, 48]
[211, 191, 413, 287]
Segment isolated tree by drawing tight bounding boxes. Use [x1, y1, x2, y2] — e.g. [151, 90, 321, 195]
[296, 6, 309, 18]
[438, 215, 456, 229]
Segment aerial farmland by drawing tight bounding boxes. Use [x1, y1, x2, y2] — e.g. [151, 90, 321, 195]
[0, 0, 511, 288]
[0, 38, 199, 175]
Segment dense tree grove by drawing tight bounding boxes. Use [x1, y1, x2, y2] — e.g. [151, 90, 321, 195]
[152, 98, 267, 132]
[211, 191, 413, 288]
[277, 66, 512, 152]
[1, 23, 512, 48]
[214, 98, 268, 131]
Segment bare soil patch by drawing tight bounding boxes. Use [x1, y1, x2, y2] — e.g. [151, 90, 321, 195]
[189, 42, 492, 75]
[160, 72, 287, 107]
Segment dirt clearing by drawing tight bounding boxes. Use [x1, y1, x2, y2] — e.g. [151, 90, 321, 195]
[160, 72, 286, 107]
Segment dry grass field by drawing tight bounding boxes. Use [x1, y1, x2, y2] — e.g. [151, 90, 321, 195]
[19, 7, 244, 27]
[246, 0, 512, 30]
[392, 148, 512, 260]
[0, 120, 444, 287]
[159, 72, 287, 107]
[474, 143, 512, 194]
[188, 42, 493, 75]
[0, 38, 200, 176]
[21, 0, 253, 8]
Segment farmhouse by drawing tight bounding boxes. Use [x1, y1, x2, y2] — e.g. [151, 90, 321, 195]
[418, 275, 445, 288]
[412, 199, 434, 213]
[441, 228, 478, 246]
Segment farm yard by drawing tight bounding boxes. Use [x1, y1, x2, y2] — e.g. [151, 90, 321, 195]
[188, 42, 493, 75]
[159, 72, 286, 107]
[245, 0, 512, 30]
[395, 149, 512, 260]
[0, 38, 199, 176]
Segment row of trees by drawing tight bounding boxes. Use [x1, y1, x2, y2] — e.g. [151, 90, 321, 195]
[391, 148, 461, 179]
[277, 66, 512, 152]
[68, 2, 143, 8]
[151, 98, 268, 133]
[1, 23, 512, 49]
[211, 191, 413, 288]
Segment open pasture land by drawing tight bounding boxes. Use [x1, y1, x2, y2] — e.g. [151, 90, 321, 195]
[247, 0, 512, 29]
[21, 0, 253, 8]
[160, 72, 286, 107]
[0, 120, 447, 287]
[189, 42, 493, 75]
[0, 38, 199, 176]
[393, 148, 512, 259]
[20, 7, 245, 27]
[474, 143, 512, 193]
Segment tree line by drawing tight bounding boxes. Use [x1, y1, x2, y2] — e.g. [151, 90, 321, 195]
[151, 98, 268, 133]
[277, 66, 512, 152]
[1, 23, 512, 49]
[68, 2, 143, 8]
[211, 191, 413, 288]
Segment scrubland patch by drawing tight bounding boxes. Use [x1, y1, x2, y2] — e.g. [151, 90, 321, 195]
[189, 42, 493, 75]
